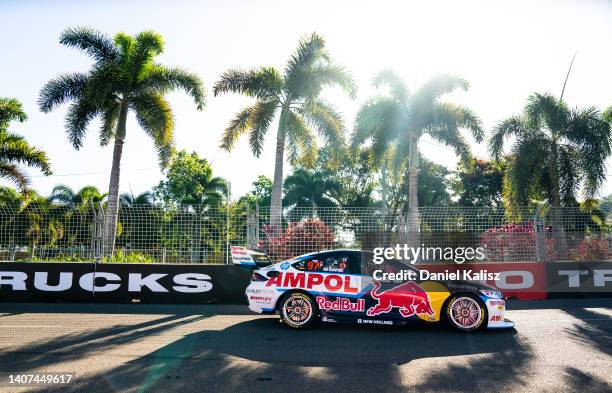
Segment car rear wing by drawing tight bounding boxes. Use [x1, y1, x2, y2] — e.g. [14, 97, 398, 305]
[230, 246, 272, 267]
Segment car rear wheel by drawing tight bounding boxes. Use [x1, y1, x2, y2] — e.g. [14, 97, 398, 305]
[445, 294, 486, 332]
[279, 292, 317, 329]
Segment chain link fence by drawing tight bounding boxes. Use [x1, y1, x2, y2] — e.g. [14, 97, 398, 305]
[0, 204, 609, 264]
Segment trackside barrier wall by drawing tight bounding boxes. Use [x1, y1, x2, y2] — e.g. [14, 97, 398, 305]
[0, 262, 610, 304]
[0, 262, 251, 304]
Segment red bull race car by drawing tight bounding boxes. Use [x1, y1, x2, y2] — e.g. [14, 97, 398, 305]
[243, 249, 515, 332]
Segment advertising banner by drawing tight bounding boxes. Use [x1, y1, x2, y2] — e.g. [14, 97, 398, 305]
[546, 262, 612, 294]
[0, 262, 252, 304]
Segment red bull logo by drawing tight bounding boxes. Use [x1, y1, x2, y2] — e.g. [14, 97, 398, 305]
[316, 296, 365, 312]
[366, 281, 435, 318]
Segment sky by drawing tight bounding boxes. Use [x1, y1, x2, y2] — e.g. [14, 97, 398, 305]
[1, 0, 611, 201]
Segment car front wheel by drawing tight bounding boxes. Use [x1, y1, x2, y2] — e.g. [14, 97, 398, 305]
[445, 294, 486, 332]
[279, 292, 317, 329]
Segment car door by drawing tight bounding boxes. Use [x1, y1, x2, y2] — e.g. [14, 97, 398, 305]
[359, 253, 431, 324]
[301, 251, 367, 322]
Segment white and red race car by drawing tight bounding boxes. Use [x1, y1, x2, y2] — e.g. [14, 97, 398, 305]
[240, 249, 515, 332]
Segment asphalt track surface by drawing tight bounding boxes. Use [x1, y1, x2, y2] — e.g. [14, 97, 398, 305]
[0, 299, 610, 393]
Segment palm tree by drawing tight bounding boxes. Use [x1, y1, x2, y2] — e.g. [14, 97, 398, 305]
[0, 98, 51, 191]
[213, 33, 356, 230]
[284, 168, 340, 208]
[38, 27, 205, 256]
[48, 184, 106, 208]
[353, 70, 483, 233]
[489, 93, 611, 258]
[119, 191, 155, 207]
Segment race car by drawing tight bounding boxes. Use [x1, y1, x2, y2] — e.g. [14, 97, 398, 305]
[244, 249, 515, 332]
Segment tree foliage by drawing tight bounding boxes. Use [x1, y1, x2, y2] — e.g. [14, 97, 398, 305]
[38, 27, 205, 166]
[0, 98, 51, 191]
[154, 150, 226, 208]
[386, 155, 453, 211]
[353, 70, 483, 169]
[490, 93, 611, 207]
[214, 32, 356, 227]
[453, 159, 506, 208]
[238, 175, 273, 208]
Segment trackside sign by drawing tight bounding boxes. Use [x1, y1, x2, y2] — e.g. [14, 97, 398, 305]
[0, 262, 251, 304]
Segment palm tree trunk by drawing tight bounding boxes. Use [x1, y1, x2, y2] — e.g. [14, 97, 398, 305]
[549, 142, 568, 260]
[102, 103, 127, 257]
[407, 136, 420, 243]
[269, 110, 286, 233]
[381, 161, 389, 214]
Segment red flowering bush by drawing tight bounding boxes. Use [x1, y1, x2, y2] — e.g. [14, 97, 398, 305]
[262, 218, 336, 261]
[569, 238, 609, 261]
[479, 221, 550, 262]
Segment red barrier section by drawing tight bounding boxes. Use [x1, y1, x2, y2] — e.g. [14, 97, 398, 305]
[415, 263, 548, 300]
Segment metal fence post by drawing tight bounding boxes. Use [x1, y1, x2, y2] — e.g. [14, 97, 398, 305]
[93, 203, 105, 263]
[246, 204, 259, 249]
[226, 182, 231, 264]
[535, 205, 546, 262]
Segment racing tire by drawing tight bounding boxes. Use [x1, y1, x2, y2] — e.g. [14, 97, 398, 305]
[279, 292, 318, 329]
[445, 294, 487, 332]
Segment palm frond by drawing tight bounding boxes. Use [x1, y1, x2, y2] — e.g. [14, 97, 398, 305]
[248, 100, 278, 157]
[85, 64, 122, 107]
[419, 102, 484, 144]
[558, 145, 580, 203]
[0, 132, 52, 175]
[489, 116, 528, 161]
[220, 100, 277, 155]
[213, 67, 283, 99]
[390, 137, 411, 174]
[0, 98, 27, 131]
[525, 92, 568, 131]
[59, 26, 118, 63]
[38, 73, 88, 113]
[563, 107, 611, 198]
[293, 63, 357, 100]
[413, 74, 469, 106]
[139, 65, 206, 109]
[131, 93, 175, 167]
[0, 163, 29, 193]
[506, 136, 550, 205]
[99, 102, 120, 146]
[220, 106, 254, 152]
[448, 104, 484, 142]
[285, 110, 317, 166]
[352, 97, 399, 148]
[428, 124, 471, 165]
[113, 32, 135, 63]
[284, 33, 328, 79]
[65, 97, 99, 149]
[130, 30, 164, 74]
[372, 69, 409, 101]
[48, 184, 76, 205]
[301, 99, 345, 148]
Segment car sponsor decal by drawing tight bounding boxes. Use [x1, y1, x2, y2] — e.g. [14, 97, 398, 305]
[366, 281, 435, 318]
[316, 296, 365, 312]
[357, 318, 393, 326]
[265, 272, 360, 294]
[249, 295, 273, 302]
